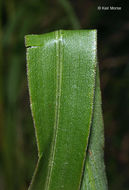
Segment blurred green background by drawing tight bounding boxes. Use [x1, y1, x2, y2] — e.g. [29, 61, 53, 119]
[0, 0, 129, 189]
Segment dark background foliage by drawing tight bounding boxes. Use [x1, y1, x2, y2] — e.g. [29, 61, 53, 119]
[0, 0, 129, 189]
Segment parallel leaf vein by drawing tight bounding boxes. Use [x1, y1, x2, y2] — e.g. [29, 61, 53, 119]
[45, 30, 63, 190]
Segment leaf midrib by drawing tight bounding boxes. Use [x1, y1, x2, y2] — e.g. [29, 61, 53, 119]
[44, 30, 63, 190]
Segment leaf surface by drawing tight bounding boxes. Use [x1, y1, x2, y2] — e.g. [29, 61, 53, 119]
[81, 67, 108, 190]
[25, 30, 107, 190]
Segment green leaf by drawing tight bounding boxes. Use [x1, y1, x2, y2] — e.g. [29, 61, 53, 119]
[81, 67, 108, 190]
[25, 30, 107, 190]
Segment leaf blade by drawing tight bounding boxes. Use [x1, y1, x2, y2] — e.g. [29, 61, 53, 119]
[81, 67, 108, 190]
[25, 30, 107, 190]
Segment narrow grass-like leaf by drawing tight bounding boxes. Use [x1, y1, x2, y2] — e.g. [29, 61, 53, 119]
[81, 67, 108, 190]
[25, 30, 107, 190]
